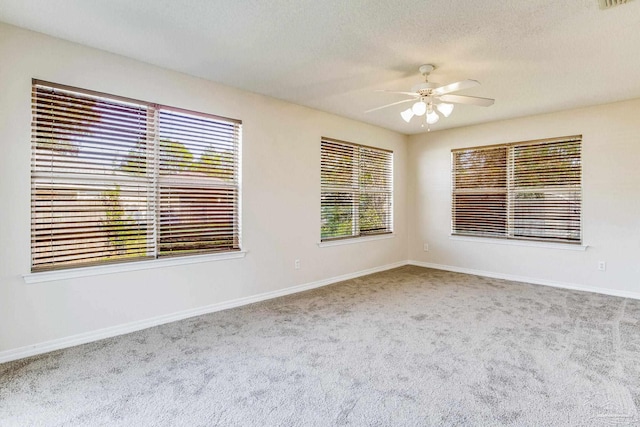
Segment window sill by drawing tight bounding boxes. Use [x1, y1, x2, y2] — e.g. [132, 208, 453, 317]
[23, 251, 247, 284]
[318, 233, 395, 248]
[449, 235, 587, 251]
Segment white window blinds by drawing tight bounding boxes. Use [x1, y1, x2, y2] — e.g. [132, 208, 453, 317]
[452, 136, 582, 243]
[31, 81, 241, 272]
[157, 109, 240, 256]
[321, 138, 393, 241]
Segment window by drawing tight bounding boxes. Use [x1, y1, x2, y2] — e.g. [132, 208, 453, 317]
[320, 137, 393, 241]
[31, 80, 241, 272]
[451, 136, 582, 243]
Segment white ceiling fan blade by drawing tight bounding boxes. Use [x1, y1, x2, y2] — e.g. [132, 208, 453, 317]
[365, 98, 416, 113]
[375, 90, 420, 97]
[432, 79, 480, 96]
[438, 94, 495, 107]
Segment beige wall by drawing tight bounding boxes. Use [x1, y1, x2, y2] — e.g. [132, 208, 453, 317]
[0, 23, 408, 354]
[408, 99, 640, 294]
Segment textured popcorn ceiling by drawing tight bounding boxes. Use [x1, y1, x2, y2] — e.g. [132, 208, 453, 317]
[1, 0, 640, 134]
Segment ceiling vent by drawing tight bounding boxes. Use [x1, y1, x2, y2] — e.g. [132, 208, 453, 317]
[598, 0, 632, 9]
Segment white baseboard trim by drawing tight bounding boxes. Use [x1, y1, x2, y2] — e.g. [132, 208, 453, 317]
[6, 258, 636, 364]
[408, 260, 640, 301]
[0, 260, 407, 364]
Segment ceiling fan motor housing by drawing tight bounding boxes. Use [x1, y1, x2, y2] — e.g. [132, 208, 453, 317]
[411, 81, 441, 97]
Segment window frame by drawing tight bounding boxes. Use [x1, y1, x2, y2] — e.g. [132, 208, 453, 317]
[451, 135, 582, 245]
[320, 137, 393, 242]
[30, 80, 242, 273]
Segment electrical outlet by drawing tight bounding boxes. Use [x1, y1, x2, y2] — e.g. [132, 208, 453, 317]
[294, 259, 300, 270]
[423, 243, 429, 252]
[598, 261, 606, 271]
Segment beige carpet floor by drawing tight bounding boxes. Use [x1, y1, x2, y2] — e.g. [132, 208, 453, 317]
[1, 266, 640, 426]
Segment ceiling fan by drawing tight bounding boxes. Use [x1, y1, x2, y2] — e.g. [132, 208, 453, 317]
[366, 64, 495, 129]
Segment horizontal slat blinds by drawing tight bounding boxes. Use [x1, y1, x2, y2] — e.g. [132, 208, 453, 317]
[511, 140, 581, 242]
[451, 136, 582, 243]
[158, 109, 240, 256]
[321, 141, 357, 239]
[452, 147, 507, 237]
[31, 81, 241, 272]
[32, 84, 154, 271]
[359, 146, 393, 235]
[321, 138, 393, 241]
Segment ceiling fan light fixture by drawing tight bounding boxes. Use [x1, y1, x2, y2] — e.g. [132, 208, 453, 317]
[400, 108, 414, 123]
[412, 100, 427, 116]
[426, 110, 440, 124]
[436, 103, 454, 117]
